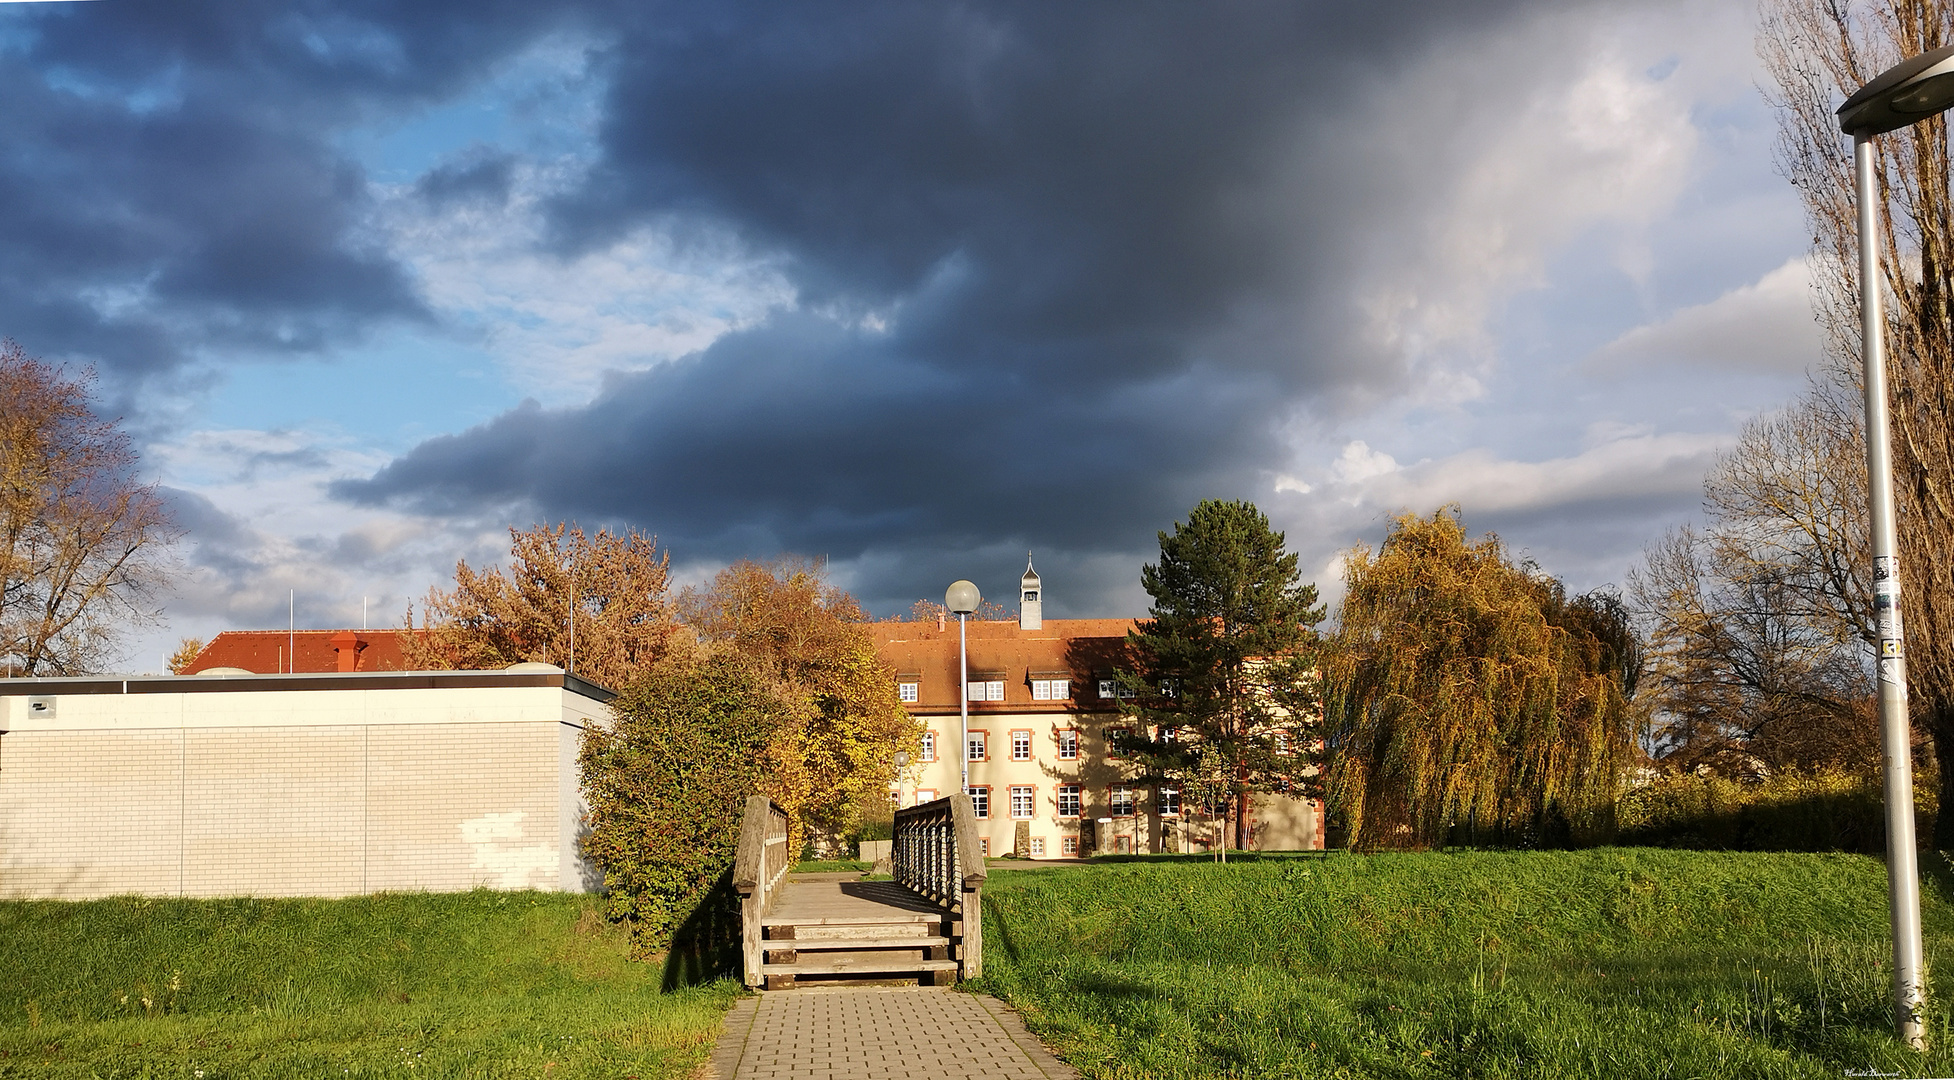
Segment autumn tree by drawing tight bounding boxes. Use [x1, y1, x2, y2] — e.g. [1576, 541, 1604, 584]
[1762, 0, 1954, 841]
[579, 652, 780, 958]
[681, 557, 917, 845]
[896, 596, 1016, 623]
[1116, 499, 1325, 852]
[1326, 510, 1638, 850]
[403, 523, 693, 690]
[166, 637, 205, 675]
[1631, 389, 1881, 776]
[0, 340, 175, 676]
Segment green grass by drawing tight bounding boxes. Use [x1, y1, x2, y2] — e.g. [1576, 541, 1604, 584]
[791, 859, 870, 873]
[0, 890, 739, 1079]
[972, 849, 1954, 1078]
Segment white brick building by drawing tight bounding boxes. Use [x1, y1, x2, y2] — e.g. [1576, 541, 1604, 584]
[0, 666, 609, 900]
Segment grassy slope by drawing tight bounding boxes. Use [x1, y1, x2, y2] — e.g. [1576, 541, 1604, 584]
[0, 891, 739, 1080]
[973, 850, 1954, 1079]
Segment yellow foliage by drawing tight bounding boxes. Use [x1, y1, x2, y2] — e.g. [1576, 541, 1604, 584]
[1327, 509, 1635, 850]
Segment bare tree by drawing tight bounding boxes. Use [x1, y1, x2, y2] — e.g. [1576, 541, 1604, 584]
[0, 340, 175, 676]
[1632, 389, 1881, 775]
[1762, 0, 1954, 842]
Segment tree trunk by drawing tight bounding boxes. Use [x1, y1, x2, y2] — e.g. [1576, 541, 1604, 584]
[1233, 787, 1250, 851]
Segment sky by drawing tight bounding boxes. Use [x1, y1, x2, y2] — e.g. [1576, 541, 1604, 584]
[0, 0, 1831, 672]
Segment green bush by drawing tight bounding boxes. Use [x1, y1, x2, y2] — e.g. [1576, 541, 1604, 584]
[580, 655, 778, 962]
[1616, 771, 1933, 852]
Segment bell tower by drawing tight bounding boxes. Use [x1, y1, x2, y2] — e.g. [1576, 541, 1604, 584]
[1019, 555, 1042, 631]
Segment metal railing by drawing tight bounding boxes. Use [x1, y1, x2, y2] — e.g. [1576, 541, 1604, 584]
[892, 792, 987, 977]
[732, 795, 791, 988]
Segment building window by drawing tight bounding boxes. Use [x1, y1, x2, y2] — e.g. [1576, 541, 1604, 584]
[1031, 678, 1070, 700]
[968, 679, 1005, 702]
[920, 730, 936, 762]
[1159, 787, 1182, 816]
[1030, 837, 1046, 857]
[1098, 678, 1135, 699]
[1106, 727, 1131, 759]
[968, 786, 990, 819]
[917, 788, 937, 804]
[1062, 835, 1079, 856]
[1057, 784, 1081, 818]
[898, 681, 919, 703]
[967, 730, 987, 762]
[1057, 729, 1079, 760]
[1159, 725, 1180, 743]
[980, 837, 990, 856]
[1010, 785, 1035, 819]
[1273, 731, 1291, 755]
[1110, 785, 1135, 817]
[1011, 729, 1032, 761]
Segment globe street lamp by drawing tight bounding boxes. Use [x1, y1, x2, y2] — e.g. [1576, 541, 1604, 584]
[1835, 43, 1954, 1050]
[946, 580, 981, 799]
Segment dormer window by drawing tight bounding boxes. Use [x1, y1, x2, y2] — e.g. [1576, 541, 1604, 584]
[1030, 671, 1070, 700]
[968, 671, 1006, 701]
[896, 671, 921, 703]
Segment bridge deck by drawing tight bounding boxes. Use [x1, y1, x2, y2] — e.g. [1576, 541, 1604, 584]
[763, 873, 950, 926]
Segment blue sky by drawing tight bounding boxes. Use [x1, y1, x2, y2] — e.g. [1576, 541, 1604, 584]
[0, 1, 1834, 671]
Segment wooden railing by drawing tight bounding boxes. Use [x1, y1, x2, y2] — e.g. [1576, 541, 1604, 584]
[733, 795, 792, 988]
[892, 793, 987, 978]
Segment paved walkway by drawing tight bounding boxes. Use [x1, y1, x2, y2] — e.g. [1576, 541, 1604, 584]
[703, 986, 1080, 1079]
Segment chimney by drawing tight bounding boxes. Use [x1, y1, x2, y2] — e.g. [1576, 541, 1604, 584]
[1020, 555, 1042, 631]
[331, 630, 365, 673]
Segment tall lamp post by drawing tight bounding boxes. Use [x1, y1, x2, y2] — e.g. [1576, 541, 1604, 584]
[1835, 43, 1954, 1050]
[946, 580, 981, 799]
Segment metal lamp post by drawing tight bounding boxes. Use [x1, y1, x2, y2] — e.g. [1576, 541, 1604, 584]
[1835, 42, 1954, 1050]
[946, 580, 981, 799]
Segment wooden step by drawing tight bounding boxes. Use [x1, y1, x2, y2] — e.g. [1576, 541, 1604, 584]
[761, 956, 961, 976]
[769, 936, 949, 953]
[762, 913, 941, 928]
[767, 923, 946, 942]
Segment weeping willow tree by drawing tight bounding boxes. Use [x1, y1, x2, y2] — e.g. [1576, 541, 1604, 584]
[1326, 509, 1639, 850]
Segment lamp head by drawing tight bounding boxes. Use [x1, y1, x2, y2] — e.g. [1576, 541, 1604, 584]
[945, 579, 981, 614]
[1839, 43, 1954, 136]
[894, 752, 910, 768]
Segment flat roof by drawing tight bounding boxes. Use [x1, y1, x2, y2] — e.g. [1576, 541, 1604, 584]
[0, 668, 617, 703]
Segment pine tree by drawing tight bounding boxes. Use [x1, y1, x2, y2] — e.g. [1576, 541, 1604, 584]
[1118, 499, 1325, 853]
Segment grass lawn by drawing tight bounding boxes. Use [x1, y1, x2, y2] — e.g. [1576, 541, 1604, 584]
[0, 890, 739, 1079]
[972, 849, 1954, 1079]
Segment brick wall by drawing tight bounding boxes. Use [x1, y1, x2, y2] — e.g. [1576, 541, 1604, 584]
[0, 719, 582, 900]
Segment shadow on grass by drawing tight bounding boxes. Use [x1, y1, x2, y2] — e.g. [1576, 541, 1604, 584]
[662, 868, 740, 992]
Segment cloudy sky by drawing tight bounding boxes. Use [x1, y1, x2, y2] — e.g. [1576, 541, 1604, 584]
[1, 0, 1828, 671]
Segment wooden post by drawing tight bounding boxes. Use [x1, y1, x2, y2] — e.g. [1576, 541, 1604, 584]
[732, 795, 773, 989]
[950, 793, 988, 979]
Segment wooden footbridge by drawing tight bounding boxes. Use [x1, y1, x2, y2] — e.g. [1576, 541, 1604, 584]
[733, 794, 987, 990]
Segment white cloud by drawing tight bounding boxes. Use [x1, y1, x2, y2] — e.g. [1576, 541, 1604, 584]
[383, 168, 796, 405]
[1587, 257, 1822, 375]
[124, 424, 519, 673]
[1330, 429, 1721, 515]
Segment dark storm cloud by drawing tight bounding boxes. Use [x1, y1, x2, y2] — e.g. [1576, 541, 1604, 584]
[0, 0, 561, 384]
[336, 311, 1270, 556]
[344, 0, 1598, 609]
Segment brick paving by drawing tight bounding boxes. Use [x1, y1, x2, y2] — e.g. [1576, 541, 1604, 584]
[704, 986, 1080, 1079]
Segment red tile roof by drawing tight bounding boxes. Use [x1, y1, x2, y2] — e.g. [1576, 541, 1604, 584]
[182, 630, 412, 674]
[868, 618, 1137, 714]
